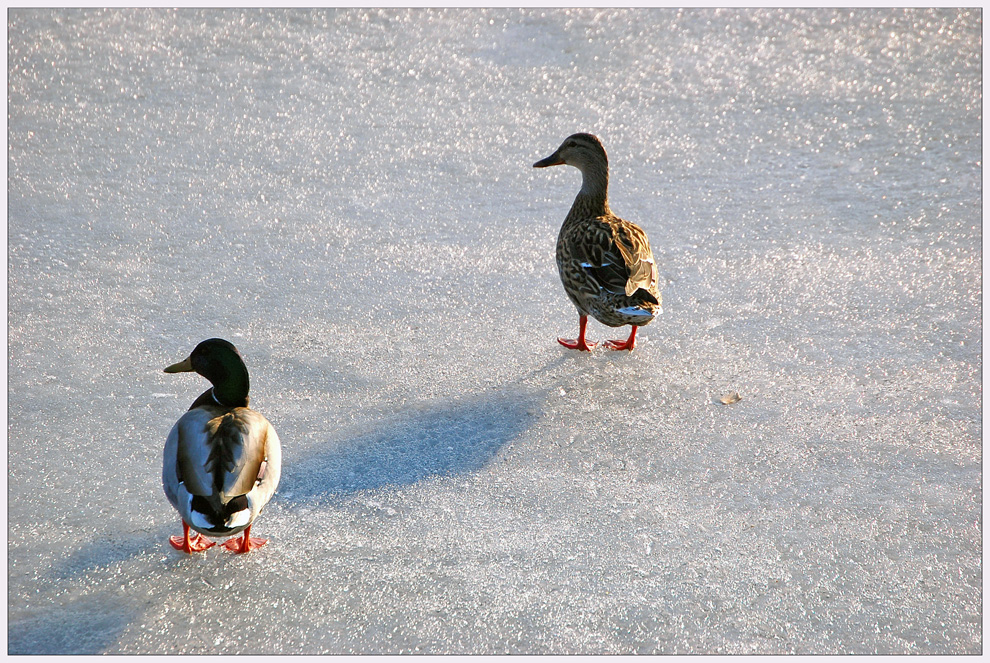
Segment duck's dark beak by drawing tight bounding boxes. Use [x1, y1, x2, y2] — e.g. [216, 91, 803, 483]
[533, 151, 564, 168]
[164, 356, 194, 373]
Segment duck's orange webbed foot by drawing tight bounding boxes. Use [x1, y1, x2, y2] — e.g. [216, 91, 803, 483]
[169, 521, 216, 553]
[220, 526, 268, 554]
[559, 315, 596, 352]
[558, 337, 596, 352]
[602, 326, 638, 351]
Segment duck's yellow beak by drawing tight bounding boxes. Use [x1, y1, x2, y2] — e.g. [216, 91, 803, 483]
[163, 356, 194, 373]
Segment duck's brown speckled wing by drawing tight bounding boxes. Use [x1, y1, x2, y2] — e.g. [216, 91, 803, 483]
[564, 216, 656, 299]
[559, 218, 622, 296]
[608, 217, 658, 297]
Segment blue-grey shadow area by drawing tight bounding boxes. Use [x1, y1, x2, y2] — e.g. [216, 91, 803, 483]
[8, 594, 134, 655]
[49, 532, 168, 581]
[280, 390, 544, 503]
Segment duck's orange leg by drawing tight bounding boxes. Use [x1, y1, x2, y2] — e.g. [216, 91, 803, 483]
[558, 315, 596, 352]
[221, 525, 269, 554]
[169, 520, 216, 553]
[603, 326, 638, 351]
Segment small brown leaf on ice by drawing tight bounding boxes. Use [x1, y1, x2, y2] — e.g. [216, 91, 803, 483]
[720, 392, 742, 405]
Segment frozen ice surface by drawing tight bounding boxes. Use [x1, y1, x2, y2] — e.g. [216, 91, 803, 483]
[7, 8, 981, 655]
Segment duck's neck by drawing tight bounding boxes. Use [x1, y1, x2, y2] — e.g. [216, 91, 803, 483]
[195, 356, 250, 409]
[213, 363, 250, 407]
[211, 383, 249, 408]
[190, 387, 250, 410]
[569, 161, 611, 218]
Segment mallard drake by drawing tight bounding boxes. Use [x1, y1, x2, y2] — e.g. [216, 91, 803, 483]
[162, 338, 281, 554]
[534, 133, 662, 351]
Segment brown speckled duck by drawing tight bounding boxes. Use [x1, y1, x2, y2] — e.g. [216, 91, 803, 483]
[162, 338, 281, 554]
[533, 133, 662, 351]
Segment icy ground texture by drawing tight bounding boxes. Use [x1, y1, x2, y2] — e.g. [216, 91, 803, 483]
[7, 8, 981, 655]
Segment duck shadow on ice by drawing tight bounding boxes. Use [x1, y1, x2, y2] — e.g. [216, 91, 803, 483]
[48, 530, 175, 582]
[9, 593, 135, 655]
[278, 390, 543, 504]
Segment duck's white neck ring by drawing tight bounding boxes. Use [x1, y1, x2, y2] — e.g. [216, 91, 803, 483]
[210, 388, 228, 407]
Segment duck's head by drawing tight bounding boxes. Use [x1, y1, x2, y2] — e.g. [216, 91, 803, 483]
[533, 133, 609, 172]
[165, 338, 250, 406]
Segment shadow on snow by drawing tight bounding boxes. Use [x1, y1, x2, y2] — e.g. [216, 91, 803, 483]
[278, 389, 543, 504]
[8, 594, 135, 655]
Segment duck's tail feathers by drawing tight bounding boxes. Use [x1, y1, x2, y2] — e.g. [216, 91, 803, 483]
[616, 288, 662, 321]
[617, 305, 658, 322]
[633, 288, 660, 307]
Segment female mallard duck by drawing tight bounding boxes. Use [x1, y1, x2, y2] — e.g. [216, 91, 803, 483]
[162, 338, 281, 554]
[534, 133, 662, 351]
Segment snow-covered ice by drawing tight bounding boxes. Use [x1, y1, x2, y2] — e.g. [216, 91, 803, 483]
[7, 8, 981, 654]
